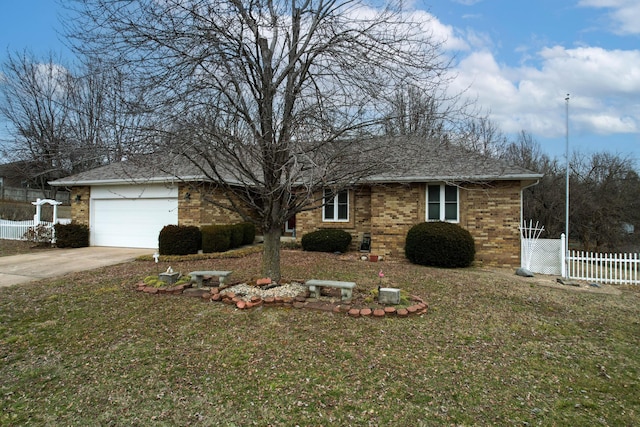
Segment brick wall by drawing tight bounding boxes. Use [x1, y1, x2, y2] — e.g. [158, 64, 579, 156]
[295, 186, 372, 251]
[370, 183, 424, 259]
[460, 181, 522, 267]
[296, 181, 523, 267]
[178, 183, 252, 227]
[70, 186, 90, 225]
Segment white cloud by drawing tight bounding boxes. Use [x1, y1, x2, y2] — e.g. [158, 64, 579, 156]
[452, 0, 483, 5]
[578, 0, 640, 35]
[449, 44, 640, 138]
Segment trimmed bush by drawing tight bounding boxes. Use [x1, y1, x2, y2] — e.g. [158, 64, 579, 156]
[201, 225, 231, 253]
[54, 223, 89, 248]
[158, 225, 201, 255]
[405, 221, 475, 268]
[238, 222, 256, 245]
[301, 229, 352, 253]
[228, 224, 244, 249]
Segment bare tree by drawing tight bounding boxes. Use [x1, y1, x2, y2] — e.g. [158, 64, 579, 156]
[64, 0, 452, 280]
[500, 131, 640, 251]
[0, 52, 135, 191]
[570, 152, 640, 251]
[457, 115, 507, 156]
[0, 52, 73, 192]
[382, 86, 448, 139]
[499, 130, 565, 236]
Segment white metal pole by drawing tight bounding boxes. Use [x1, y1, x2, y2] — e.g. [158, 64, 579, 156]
[564, 94, 570, 278]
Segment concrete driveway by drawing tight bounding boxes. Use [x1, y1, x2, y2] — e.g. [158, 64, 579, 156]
[0, 247, 153, 287]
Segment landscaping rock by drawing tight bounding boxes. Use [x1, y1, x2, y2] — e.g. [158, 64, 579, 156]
[516, 267, 534, 277]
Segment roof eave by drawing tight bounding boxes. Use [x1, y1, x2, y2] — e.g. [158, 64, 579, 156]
[363, 173, 544, 184]
[49, 174, 235, 187]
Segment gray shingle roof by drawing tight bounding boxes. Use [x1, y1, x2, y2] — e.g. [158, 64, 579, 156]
[50, 138, 542, 187]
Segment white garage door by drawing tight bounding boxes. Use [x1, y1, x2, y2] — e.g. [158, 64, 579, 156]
[90, 185, 178, 249]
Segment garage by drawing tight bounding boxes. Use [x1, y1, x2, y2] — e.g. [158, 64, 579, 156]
[90, 184, 178, 248]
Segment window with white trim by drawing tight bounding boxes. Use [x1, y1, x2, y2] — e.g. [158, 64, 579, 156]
[323, 189, 349, 222]
[426, 184, 459, 222]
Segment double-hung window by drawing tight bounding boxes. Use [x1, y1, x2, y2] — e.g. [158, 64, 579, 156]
[427, 184, 459, 222]
[323, 189, 349, 222]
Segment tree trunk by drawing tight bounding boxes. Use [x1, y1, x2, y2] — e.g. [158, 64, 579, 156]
[262, 226, 282, 282]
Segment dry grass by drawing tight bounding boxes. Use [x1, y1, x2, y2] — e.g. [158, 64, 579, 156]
[1, 247, 639, 426]
[0, 239, 55, 257]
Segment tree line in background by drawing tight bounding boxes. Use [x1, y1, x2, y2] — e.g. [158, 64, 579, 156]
[0, 0, 637, 275]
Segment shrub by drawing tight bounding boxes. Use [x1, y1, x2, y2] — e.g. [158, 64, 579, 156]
[23, 224, 53, 245]
[54, 223, 89, 248]
[201, 225, 231, 253]
[405, 221, 475, 268]
[238, 222, 256, 245]
[228, 224, 244, 249]
[158, 225, 201, 255]
[301, 229, 352, 253]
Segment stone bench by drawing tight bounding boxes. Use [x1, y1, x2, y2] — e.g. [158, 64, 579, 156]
[305, 279, 356, 301]
[188, 270, 232, 288]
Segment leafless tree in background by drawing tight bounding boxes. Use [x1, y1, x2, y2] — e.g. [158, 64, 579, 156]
[499, 130, 640, 252]
[0, 51, 139, 192]
[64, 0, 454, 280]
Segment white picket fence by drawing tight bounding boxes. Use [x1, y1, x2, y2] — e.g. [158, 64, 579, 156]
[524, 233, 640, 285]
[0, 219, 71, 241]
[565, 250, 640, 285]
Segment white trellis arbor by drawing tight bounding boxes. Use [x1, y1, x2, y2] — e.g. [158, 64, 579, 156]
[32, 198, 63, 243]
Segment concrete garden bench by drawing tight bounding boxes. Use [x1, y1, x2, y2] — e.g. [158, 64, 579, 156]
[305, 279, 356, 301]
[188, 270, 232, 287]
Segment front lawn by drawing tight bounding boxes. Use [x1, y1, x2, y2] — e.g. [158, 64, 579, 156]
[1, 250, 638, 425]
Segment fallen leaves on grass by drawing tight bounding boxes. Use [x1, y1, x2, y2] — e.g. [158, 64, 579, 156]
[0, 249, 639, 426]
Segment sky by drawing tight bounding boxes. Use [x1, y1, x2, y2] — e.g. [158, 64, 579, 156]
[0, 0, 638, 162]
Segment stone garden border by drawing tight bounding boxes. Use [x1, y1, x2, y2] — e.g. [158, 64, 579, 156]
[135, 282, 428, 319]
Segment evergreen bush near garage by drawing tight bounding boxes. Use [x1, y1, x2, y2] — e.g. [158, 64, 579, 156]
[158, 225, 201, 255]
[54, 223, 89, 248]
[201, 225, 232, 253]
[301, 229, 352, 253]
[405, 221, 475, 268]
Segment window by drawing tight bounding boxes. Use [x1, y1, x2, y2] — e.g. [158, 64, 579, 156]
[427, 184, 459, 222]
[323, 189, 349, 222]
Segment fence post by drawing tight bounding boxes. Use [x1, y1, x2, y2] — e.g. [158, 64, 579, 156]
[560, 233, 567, 278]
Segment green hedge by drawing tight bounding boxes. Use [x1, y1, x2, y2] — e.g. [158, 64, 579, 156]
[238, 222, 256, 245]
[405, 221, 475, 268]
[301, 229, 352, 253]
[54, 223, 89, 248]
[158, 225, 201, 255]
[201, 225, 232, 253]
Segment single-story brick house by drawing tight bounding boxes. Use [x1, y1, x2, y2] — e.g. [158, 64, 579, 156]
[50, 142, 542, 267]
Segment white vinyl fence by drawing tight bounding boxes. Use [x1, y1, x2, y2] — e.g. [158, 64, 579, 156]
[522, 238, 563, 276]
[0, 219, 48, 240]
[523, 233, 640, 285]
[0, 219, 72, 241]
[565, 250, 640, 285]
